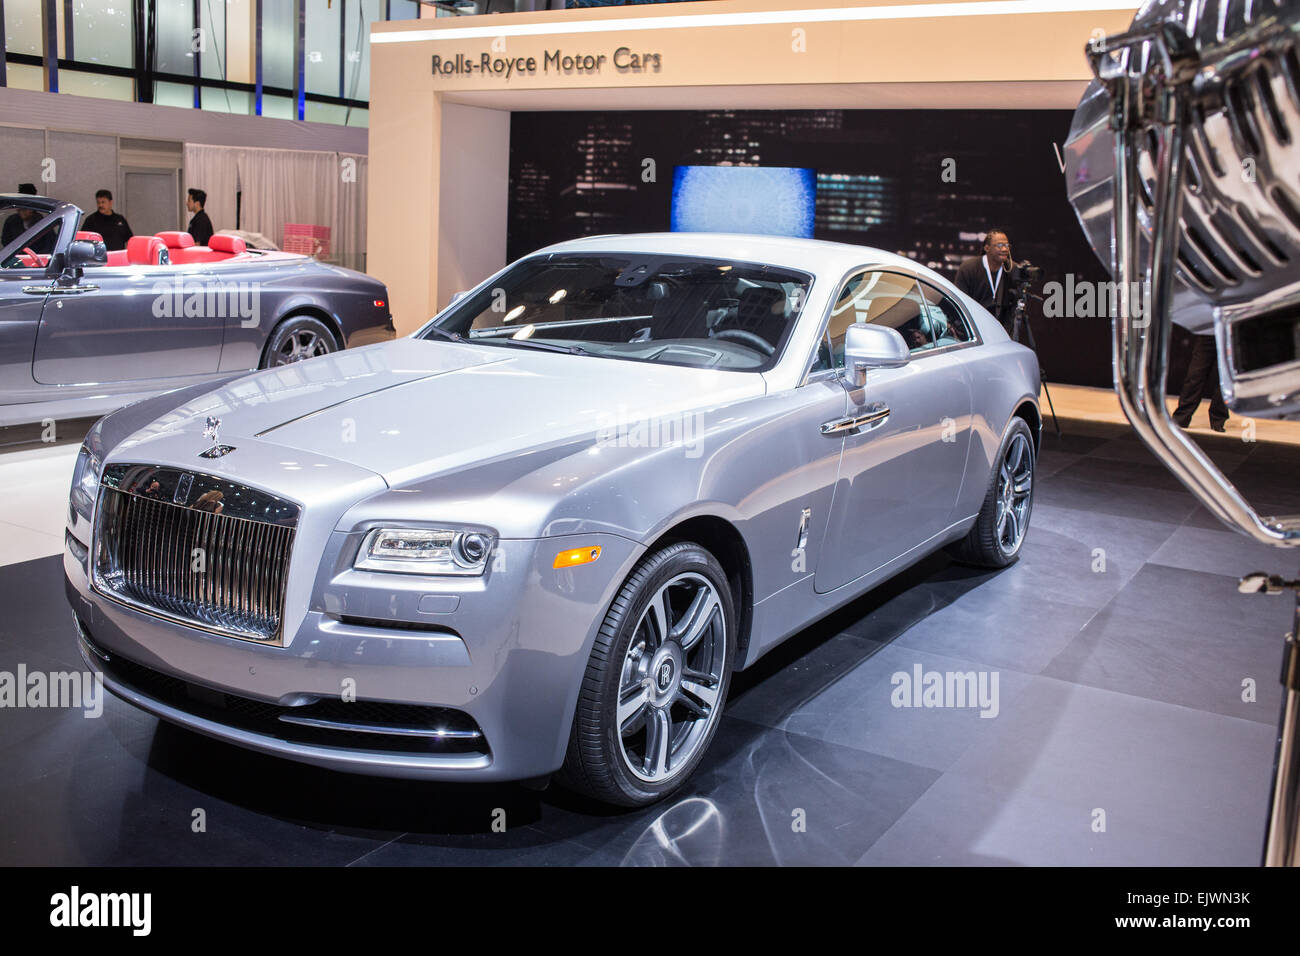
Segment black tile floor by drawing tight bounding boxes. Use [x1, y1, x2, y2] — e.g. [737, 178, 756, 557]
[1, 416, 1295, 865]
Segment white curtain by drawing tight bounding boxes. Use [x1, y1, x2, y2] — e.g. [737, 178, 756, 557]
[234, 146, 339, 258]
[182, 143, 240, 237]
[182, 142, 367, 270]
[336, 152, 368, 272]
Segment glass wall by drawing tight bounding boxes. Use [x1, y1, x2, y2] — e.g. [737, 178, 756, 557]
[343, 0, 381, 101]
[155, 1, 196, 76]
[4, 0, 41, 57]
[262, 0, 297, 91]
[70, 0, 134, 68]
[0, 0, 447, 125]
[303, 0, 340, 97]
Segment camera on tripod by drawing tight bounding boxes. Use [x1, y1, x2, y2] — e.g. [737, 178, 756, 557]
[1003, 258, 1061, 437]
[1007, 259, 1042, 295]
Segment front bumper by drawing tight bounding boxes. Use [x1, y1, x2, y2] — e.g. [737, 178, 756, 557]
[65, 528, 641, 782]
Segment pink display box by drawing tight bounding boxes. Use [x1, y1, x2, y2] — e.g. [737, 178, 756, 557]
[283, 223, 331, 258]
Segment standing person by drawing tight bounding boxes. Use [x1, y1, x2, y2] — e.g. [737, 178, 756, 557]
[1172, 333, 1229, 433]
[1, 183, 41, 248]
[953, 228, 1014, 331]
[186, 188, 213, 246]
[81, 189, 133, 251]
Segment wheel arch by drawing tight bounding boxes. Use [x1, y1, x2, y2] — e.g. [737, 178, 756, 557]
[641, 515, 754, 668]
[1012, 397, 1042, 452]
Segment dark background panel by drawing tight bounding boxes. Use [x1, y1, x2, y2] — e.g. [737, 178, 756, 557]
[507, 108, 1200, 391]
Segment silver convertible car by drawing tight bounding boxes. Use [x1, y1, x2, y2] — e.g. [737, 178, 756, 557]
[64, 233, 1041, 806]
[1, 194, 394, 428]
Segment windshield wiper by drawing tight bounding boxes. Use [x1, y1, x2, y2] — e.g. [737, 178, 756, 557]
[424, 326, 463, 342]
[477, 338, 589, 356]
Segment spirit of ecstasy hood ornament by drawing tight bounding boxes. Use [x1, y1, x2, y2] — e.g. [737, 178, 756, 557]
[199, 415, 236, 459]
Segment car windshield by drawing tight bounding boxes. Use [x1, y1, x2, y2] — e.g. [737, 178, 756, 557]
[423, 253, 813, 371]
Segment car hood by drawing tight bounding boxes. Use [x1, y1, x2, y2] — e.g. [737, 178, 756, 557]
[115, 338, 767, 486]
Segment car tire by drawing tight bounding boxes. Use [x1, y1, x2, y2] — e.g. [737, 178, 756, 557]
[559, 541, 736, 807]
[948, 416, 1036, 569]
[261, 315, 339, 368]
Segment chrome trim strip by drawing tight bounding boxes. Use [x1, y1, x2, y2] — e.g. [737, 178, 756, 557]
[276, 714, 483, 739]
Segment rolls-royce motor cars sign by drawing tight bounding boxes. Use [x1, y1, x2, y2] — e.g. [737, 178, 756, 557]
[432, 47, 662, 79]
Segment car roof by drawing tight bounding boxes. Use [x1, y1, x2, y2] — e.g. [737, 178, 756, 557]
[532, 232, 944, 284]
[0, 194, 63, 213]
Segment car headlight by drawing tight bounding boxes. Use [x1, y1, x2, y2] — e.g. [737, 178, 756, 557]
[354, 527, 497, 576]
[69, 444, 102, 524]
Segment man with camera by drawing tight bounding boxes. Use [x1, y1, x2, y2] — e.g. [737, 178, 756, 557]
[953, 228, 1020, 332]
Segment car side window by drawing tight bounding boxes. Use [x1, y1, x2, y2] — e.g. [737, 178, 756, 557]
[0, 216, 61, 270]
[918, 282, 975, 347]
[811, 270, 933, 373]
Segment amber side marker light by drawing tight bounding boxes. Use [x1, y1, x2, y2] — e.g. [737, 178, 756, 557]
[554, 546, 601, 569]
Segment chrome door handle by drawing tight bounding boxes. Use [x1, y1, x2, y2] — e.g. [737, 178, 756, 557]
[22, 285, 98, 295]
[820, 403, 890, 435]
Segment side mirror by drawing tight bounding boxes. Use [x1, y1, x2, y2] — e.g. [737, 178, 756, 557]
[842, 322, 909, 387]
[47, 239, 105, 284]
[67, 239, 107, 267]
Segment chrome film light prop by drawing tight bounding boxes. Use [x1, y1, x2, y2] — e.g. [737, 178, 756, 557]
[1067, 1, 1300, 866]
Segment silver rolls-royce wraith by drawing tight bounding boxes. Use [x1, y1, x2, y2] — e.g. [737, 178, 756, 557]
[64, 233, 1041, 806]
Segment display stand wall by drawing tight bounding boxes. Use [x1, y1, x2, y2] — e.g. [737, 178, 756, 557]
[368, 0, 1140, 335]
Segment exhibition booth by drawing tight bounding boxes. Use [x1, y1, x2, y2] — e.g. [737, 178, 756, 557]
[366, 0, 1136, 332]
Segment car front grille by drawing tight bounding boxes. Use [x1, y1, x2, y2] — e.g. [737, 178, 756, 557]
[92, 464, 299, 644]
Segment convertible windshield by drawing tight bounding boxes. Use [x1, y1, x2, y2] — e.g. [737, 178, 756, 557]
[424, 253, 813, 371]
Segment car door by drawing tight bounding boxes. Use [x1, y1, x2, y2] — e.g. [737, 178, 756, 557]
[31, 258, 225, 386]
[0, 256, 51, 410]
[813, 269, 974, 594]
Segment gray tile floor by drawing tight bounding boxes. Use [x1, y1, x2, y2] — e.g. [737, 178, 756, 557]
[0, 416, 1292, 865]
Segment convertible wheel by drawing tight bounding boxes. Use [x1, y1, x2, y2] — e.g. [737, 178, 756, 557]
[262, 316, 338, 368]
[948, 416, 1035, 569]
[560, 541, 736, 807]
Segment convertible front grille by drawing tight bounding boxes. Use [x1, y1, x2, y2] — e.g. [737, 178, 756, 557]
[93, 465, 298, 644]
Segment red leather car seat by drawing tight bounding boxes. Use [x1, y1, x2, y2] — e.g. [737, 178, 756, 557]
[154, 231, 194, 249]
[75, 231, 103, 242]
[209, 234, 246, 254]
[126, 236, 168, 265]
[105, 250, 130, 266]
[170, 233, 249, 264]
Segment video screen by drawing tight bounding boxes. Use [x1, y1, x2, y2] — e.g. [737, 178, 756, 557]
[670, 165, 816, 238]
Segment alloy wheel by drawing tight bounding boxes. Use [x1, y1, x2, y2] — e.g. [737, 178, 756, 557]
[275, 329, 330, 365]
[616, 572, 727, 784]
[995, 431, 1033, 555]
